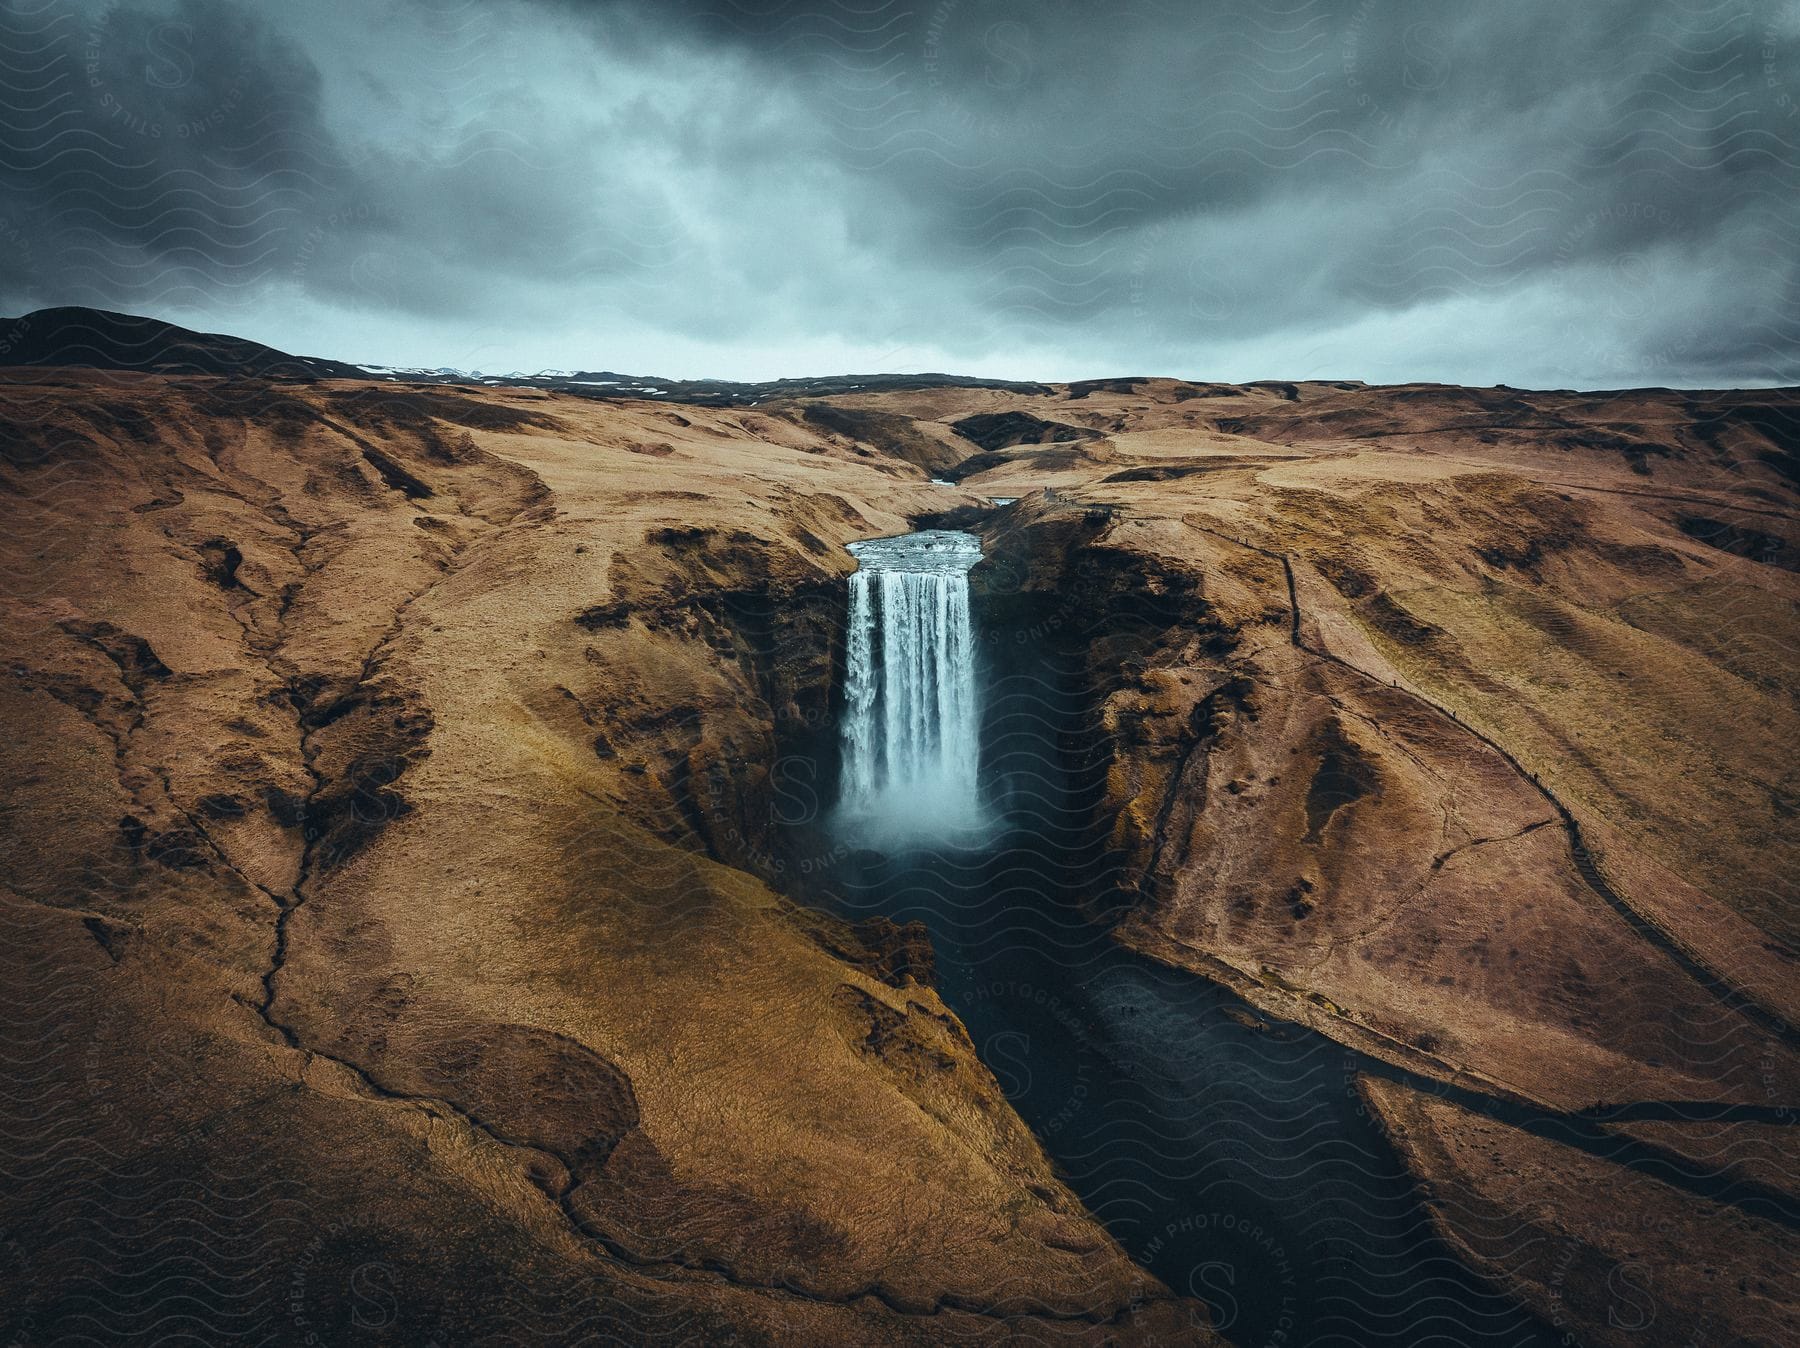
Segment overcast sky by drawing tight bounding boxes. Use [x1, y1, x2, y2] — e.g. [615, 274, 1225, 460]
[3, 0, 1798, 385]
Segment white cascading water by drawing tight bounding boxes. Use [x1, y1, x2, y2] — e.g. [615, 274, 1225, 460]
[837, 530, 988, 845]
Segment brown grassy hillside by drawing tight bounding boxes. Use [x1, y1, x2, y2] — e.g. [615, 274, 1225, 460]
[2, 365, 1794, 1345]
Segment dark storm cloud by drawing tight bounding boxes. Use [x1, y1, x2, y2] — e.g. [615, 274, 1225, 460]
[2, 0, 1797, 384]
[0, 0, 354, 307]
[562, 0, 1800, 378]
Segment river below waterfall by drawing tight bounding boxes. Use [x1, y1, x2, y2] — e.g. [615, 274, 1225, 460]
[807, 530, 1558, 1347]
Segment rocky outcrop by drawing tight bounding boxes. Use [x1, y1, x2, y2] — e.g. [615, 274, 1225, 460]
[798, 401, 966, 473]
[950, 411, 1100, 452]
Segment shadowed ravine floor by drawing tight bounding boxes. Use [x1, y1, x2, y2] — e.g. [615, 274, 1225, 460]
[808, 628, 1563, 1347]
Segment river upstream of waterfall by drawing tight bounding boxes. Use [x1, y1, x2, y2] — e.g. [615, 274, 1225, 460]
[805, 530, 1559, 1348]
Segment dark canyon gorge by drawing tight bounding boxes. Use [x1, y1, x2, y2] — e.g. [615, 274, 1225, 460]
[2, 320, 1797, 1345]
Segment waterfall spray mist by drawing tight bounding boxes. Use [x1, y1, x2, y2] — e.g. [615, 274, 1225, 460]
[836, 530, 990, 848]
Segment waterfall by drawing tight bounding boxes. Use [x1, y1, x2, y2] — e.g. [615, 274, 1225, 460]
[837, 530, 988, 845]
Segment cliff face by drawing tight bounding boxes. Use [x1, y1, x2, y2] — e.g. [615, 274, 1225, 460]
[914, 377, 1800, 1346]
[3, 361, 1796, 1345]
